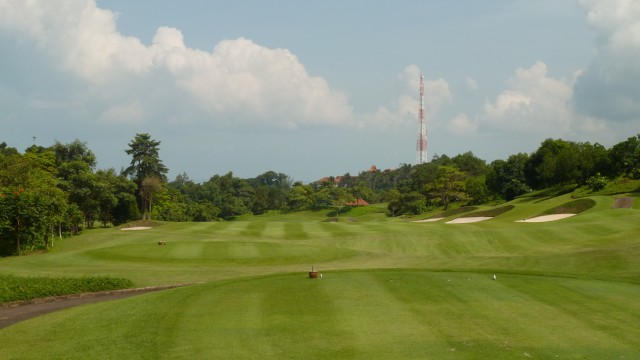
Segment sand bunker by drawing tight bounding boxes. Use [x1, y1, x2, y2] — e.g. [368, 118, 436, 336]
[414, 218, 444, 223]
[516, 214, 576, 223]
[446, 217, 492, 224]
[121, 226, 152, 231]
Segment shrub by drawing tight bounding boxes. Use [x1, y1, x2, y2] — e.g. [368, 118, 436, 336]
[0, 273, 134, 303]
[586, 174, 607, 191]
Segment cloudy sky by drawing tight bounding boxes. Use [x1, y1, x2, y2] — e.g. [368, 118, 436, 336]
[1, 0, 639, 182]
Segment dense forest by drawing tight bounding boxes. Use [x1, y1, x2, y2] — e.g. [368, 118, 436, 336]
[1, 133, 639, 256]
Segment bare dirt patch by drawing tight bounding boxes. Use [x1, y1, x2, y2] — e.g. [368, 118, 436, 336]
[0, 284, 187, 329]
[612, 197, 634, 209]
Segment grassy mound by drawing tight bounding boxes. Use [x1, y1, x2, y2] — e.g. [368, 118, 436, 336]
[517, 184, 578, 201]
[461, 205, 515, 218]
[539, 198, 596, 216]
[573, 177, 640, 198]
[0, 273, 133, 303]
[429, 206, 478, 219]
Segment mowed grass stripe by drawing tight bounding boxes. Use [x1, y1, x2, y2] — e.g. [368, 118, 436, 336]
[502, 276, 640, 350]
[240, 220, 268, 238]
[83, 242, 359, 268]
[321, 272, 441, 358]
[283, 222, 309, 240]
[139, 277, 356, 359]
[2, 271, 639, 359]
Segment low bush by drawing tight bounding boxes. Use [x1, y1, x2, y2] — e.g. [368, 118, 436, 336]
[0, 273, 134, 303]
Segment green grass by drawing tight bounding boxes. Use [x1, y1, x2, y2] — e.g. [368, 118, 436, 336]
[1, 195, 639, 358]
[2, 271, 639, 359]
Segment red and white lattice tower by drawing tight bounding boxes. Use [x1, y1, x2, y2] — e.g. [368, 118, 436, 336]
[416, 74, 428, 164]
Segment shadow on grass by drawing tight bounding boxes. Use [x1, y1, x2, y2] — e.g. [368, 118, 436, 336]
[461, 205, 515, 218]
[516, 184, 578, 204]
[539, 198, 596, 216]
[428, 206, 478, 219]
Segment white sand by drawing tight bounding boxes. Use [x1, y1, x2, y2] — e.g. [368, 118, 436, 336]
[446, 217, 492, 224]
[516, 214, 576, 223]
[414, 218, 444, 223]
[121, 226, 152, 231]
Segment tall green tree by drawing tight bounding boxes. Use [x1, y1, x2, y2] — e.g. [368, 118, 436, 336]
[0, 153, 66, 255]
[247, 171, 292, 213]
[451, 151, 488, 177]
[424, 165, 468, 210]
[329, 187, 355, 218]
[286, 183, 313, 211]
[384, 189, 402, 217]
[608, 134, 640, 178]
[525, 139, 580, 189]
[53, 140, 100, 228]
[139, 176, 163, 220]
[124, 134, 168, 219]
[52, 140, 96, 169]
[124, 134, 169, 184]
[391, 191, 427, 215]
[486, 153, 530, 201]
[409, 162, 439, 192]
[203, 172, 253, 219]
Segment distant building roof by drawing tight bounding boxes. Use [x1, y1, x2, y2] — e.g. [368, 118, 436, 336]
[346, 198, 369, 206]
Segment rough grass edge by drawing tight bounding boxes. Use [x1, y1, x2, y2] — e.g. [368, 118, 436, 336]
[0, 283, 191, 308]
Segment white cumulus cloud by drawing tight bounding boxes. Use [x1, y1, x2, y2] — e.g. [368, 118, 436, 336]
[482, 61, 573, 134]
[398, 64, 452, 115]
[574, 0, 640, 121]
[447, 113, 478, 136]
[0, 0, 354, 129]
[466, 77, 479, 91]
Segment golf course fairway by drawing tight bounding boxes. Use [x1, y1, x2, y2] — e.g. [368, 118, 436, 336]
[1, 195, 639, 358]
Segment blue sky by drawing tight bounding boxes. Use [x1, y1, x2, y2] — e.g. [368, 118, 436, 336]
[1, 0, 639, 182]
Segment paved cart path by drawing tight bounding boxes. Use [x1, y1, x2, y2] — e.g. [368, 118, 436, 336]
[0, 284, 187, 329]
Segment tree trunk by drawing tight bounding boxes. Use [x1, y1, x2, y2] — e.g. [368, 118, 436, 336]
[15, 218, 21, 255]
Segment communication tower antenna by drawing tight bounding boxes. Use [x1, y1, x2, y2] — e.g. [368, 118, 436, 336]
[416, 74, 428, 163]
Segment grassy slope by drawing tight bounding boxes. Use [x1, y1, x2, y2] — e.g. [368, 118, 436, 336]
[1, 194, 639, 358]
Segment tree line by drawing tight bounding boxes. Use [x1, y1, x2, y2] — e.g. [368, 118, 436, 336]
[1, 133, 639, 256]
